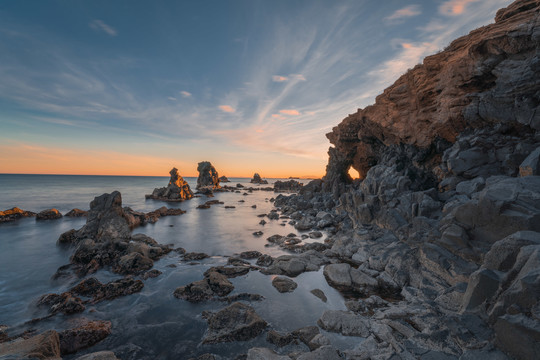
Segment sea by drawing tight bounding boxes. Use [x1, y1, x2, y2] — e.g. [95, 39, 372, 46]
[0, 174, 358, 359]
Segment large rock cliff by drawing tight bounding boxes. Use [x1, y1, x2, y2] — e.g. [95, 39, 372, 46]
[324, 0, 540, 190]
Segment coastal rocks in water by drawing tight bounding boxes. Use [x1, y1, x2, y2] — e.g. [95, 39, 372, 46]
[0, 207, 36, 223]
[65, 208, 88, 217]
[146, 167, 194, 201]
[0, 329, 61, 360]
[174, 267, 239, 302]
[59, 319, 112, 355]
[266, 330, 295, 347]
[36, 208, 63, 220]
[70, 277, 144, 304]
[197, 200, 224, 209]
[274, 180, 303, 192]
[250, 173, 268, 184]
[271, 276, 298, 293]
[38, 292, 86, 315]
[202, 302, 267, 344]
[219, 175, 230, 183]
[197, 161, 221, 190]
[183, 252, 210, 261]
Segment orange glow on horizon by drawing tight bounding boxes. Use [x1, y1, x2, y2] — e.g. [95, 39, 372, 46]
[0, 142, 325, 179]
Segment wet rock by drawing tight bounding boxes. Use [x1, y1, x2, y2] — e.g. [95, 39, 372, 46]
[65, 208, 88, 217]
[259, 219, 267, 225]
[310, 289, 327, 303]
[271, 277, 298, 293]
[205, 266, 250, 278]
[256, 254, 273, 267]
[70, 277, 144, 303]
[202, 302, 267, 344]
[184, 252, 210, 261]
[253, 231, 263, 237]
[146, 167, 193, 201]
[323, 263, 352, 289]
[221, 293, 264, 303]
[292, 326, 320, 348]
[174, 271, 234, 302]
[38, 292, 85, 315]
[0, 207, 36, 223]
[36, 208, 63, 220]
[197, 161, 221, 190]
[266, 330, 295, 347]
[267, 212, 279, 220]
[142, 269, 162, 279]
[59, 320, 112, 355]
[0, 329, 61, 360]
[73, 351, 120, 360]
[250, 173, 268, 184]
[197, 200, 224, 209]
[240, 251, 262, 259]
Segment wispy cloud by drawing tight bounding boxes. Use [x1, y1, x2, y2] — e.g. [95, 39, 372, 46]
[271, 114, 286, 120]
[272, 75, 288, 82]
[180, 90, 192, 98]
[440, 0, 480, 16]
[89, 19, 117, 36]
[279, 109, 301, 116]
[167, 97, 177, 101]
[385, 5, 422, 22]
[290, 74, 306, 81]
[219, 105, 235, 113]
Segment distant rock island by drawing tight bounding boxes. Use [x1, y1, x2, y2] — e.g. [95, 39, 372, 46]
[250, 173, 268, 184]
[146, 167, 193, 201]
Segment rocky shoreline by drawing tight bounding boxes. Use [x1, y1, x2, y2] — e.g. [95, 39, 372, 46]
[1, 1, 539, 359]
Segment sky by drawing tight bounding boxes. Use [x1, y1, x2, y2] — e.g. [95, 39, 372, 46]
[0, 0, 513, 178]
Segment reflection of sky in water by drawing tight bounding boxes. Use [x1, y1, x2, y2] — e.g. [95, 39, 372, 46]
[0, 175, 357, 359]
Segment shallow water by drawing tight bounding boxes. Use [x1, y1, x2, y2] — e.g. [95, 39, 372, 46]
[0, 174, 359, 358]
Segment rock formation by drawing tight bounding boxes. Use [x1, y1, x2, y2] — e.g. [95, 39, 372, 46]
[196, 161, 221, 190]
[256, 2, 540, 359]
[36, 208, 63, 220]
[324, 0, 540, 191]
[146, 167, 193, 201]
[274, 179, 303, 192]
[219, 175, 230, 182]
[0, 207, 36, 222]
[250, 173, 268, 184]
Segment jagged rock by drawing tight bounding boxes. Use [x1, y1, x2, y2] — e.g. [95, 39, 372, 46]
[0, 207, 36, 223]
[324, 0, 540, 184]
[59, 320, 112, 355]
[246, 347, 289, 360]
[197, 161, 221, 190]
[65, 208, 88, 217]
[483, 231, 540, 271]
[73, 351, 120, 360]
[519, 146, 540, 176]
[38, 292, 85, 315]
[202, 302, 267, 344]
[174, 270, 234, 302]
[271, 277, 298, 293]
[36, 208, 63, 220]
[250, 173, 268, 184]
[274, 180, 303, 192]
[219, 175, 230, 183]
[266, 330, 295, 347]
[146, 167, 194, 201]
[0, 330, 61, 360]
[70, 277, 144, 303]
[460, 268, 501, 313]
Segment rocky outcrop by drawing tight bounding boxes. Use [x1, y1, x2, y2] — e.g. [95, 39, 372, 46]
[0, 207, 36, 223]
[36, 208, 63, 220]
[65, 208, 88, 217]
[201, 302, 267, 344]
[273, 179, 303, 192]
[219, 175, 230, 182]
[56, 192, 172, 276]
[146, 167, 193, 201]
[250, 173, 268, 184]
[324, 0, 540, 189]
[59, 319, 112, 355]
[196, 161, 221, 190]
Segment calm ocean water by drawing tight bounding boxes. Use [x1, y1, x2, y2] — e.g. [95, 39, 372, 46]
[0, 174, 356, 359]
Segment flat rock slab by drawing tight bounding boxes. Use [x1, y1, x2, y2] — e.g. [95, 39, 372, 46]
[202, 302, 267, 344]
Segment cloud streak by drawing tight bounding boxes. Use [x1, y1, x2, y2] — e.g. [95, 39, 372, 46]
[219, 105, 235, 113]
[440, 0, 481, 16]
[89, 19, 117, 36]
[385, 5, 422, 21]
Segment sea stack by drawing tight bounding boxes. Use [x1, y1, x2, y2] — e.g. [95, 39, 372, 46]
[196, 161, 221, 190]
[146, 168, 194, 201]
[250, 173, 268, 184]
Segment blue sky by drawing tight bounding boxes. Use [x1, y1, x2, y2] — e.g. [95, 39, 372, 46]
[0, 0, 513, 177]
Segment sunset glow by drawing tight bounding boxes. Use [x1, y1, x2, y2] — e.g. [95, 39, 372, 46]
[0, 0, 512, 178]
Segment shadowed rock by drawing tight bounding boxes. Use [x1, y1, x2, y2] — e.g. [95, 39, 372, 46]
[146, 167, 194, 201]
[0, 207, 36, 223]
[250, 173, 268, 184]
[197, 161, 221, 190]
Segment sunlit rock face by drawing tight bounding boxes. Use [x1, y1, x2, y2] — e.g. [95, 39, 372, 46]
[147, 167, 194, 201]
[324, 0, 540, 189]
[196, 161, 221, 189]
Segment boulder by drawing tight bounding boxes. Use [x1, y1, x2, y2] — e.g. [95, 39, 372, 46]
[65, 208, 88, 217]
[250, 173, 268, 184]
[0, 207, 36, 222]
[197, 161, 221, 189]
[483, 231, 540, 271]
[323, 263, 352, 289]
[317, 310, 370, 337]
[36, 208, 63, 220]
[174, 270, 234, 302]
[219, 175, 230, 183]
[146, 168, 194, 201]
[59, 320, 112, 355]
[202, 302, 267, 344]
[460, 268, 501, 313]
[266, 330, 295, 347]
[271, 277, 298, 293]
[0, 330, 61, 360]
